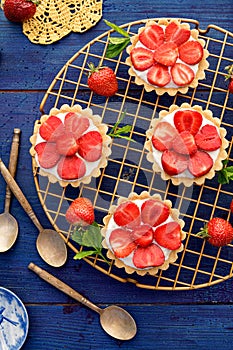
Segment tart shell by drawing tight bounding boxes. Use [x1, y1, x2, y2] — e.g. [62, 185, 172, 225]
[145, 103, 229, 187]
[126, 18, 209, 96]
[101, 191, 186, 276]
[30, 104, 112, 187]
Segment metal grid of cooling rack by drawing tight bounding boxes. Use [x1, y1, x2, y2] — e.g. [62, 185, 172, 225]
[33, 18, 233, 290]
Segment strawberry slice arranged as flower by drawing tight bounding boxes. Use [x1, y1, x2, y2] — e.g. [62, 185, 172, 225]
[188, 150, 213, 177]
[57, 155, 86, 180]
[64, 113, 90, 139]
[139, 24, 164, 50]
[56, 132, 79, 156]
[141, 199, 170, 227]
[152, 121, 178, 151]
[39, 115, 65, 142]
[172, 131, 198, 155]
[147, 64, 171, 87]
[109, 228, 136, 258]
[35, 142, 61, 169]
[77, 131, 103, 162]
[153, 42, 178, 67]
[130, 47, 154, 71]
[153, 221, 182, 250]
[171, 63, 195, 86]
[195, 124, 222, 151]
[133, 244, 165, 269]
[113, 201, 141, 229]
[161, 150, 189, 176]
[179, 41, 204, 65]
[131, 225, 154, 247]
[174, 110, 203, 135]
[165, 21, 191, 47]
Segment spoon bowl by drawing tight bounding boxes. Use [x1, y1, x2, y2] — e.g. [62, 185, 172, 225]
[0, 129, 20, 252]
[0, 213, 18, 252]
[0, 158, 67, 267]
[28, 262, 137, 341]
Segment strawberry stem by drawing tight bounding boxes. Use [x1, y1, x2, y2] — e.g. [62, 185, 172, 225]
[196, 223, 210, 239]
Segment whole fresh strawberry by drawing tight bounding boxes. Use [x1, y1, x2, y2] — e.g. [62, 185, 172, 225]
[225, 64, 233, 94]
[3, 0, 39, 23]
[197, 217, 233, 247]
[65, 197, 95, 226]
[87, 63, 118, 97]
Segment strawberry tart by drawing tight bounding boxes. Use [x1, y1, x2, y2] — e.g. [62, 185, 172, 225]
[30, 104, 112, 187]
[126, 19, 209, 95]
[145, 103, 229, 186]
[101, 191, 185, 276]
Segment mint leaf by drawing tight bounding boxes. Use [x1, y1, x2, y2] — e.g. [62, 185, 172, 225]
[71, 222, 109, 264]
[104, 19, 131, 58]
[106, 40, 130, 58]
[104, 19, 130, 38]
[108, 110, 135, 142]
[74, 250, 97, 260]
[217, 160, 233, 184]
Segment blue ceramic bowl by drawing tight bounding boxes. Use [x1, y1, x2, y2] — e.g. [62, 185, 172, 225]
[0, 287, 29, 349]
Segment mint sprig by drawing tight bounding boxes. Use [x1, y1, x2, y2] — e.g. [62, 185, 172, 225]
[108, 110, 135, 142]
[104, 19, 131, 58]
[72, 222, 109, 264]
[217, 160, 233, 184]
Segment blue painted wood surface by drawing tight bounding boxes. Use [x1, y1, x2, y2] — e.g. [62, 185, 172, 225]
[0, 0, 233, 349]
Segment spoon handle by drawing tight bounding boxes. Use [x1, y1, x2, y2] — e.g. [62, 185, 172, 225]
[0, 158, 44, 232]
[5, 129, 21, 213]
[28, 262, 102, 314]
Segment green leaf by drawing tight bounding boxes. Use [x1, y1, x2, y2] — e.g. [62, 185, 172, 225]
[105, 39, 130, 58]
[217, 163, 233, 184]
[104, 19, 130, 38]
[74, 250, 97, 260]
[71, 229, 84, 245]
[81, 224, 102, 249]
[109, 37, 129, 45]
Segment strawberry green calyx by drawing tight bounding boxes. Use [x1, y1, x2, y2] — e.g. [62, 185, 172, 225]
[27, 0, 40, 4]
[87, 62, 105, 76]
[196, 223, 210, 240]
[225, 64, 233, 81]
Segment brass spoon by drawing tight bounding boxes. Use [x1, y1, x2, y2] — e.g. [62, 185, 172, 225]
[28, 262, 137, 341]
[0, 129, 20, 252]
[0, 158, 67, 267]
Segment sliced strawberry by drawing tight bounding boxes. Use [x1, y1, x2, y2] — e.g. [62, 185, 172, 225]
[57, 155, 86, 180]
[141, 199, 170, 227]
[35, 142, 61, 169]
[153, 221, 182, 250]
[131, 224, 154, 247]
[139, 24, 164, 50]
[171, 63, 195, 86]
[161, 150, 189, 176]
[151, 121, 178, 151]
[56, 132, 79, 156]
[77, 131, 102, 162]
[153, 42, 178, 66]
[133, 244, 165, 269]
[64, 112, 90, 139]
[195, 124, 222, 151]
[114, 201, 141, 229]
[172, 131, 197, 155]
[179, 41, 204, 65]
[130, 47, 154, 71]
[174, 109, 203, 135]
[109, 228, 136, 258]
[39, 115, 65, 142]
[165, 21, 191, 46]
[188, 150, 213, 177]
[147, 64, 171, 87]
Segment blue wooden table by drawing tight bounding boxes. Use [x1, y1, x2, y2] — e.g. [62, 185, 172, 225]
[1, 1, 233, 349]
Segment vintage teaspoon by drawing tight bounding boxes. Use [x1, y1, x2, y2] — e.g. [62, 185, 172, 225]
[28, 262, 137, 341]
[0, 158, 67, 267]
[0, 129, 20, 252]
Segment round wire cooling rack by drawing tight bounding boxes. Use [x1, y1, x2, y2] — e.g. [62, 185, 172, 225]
[32, 18, 233, 290]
